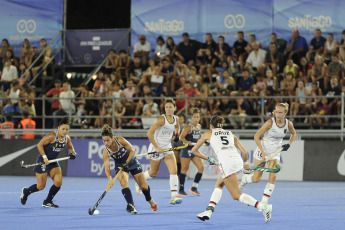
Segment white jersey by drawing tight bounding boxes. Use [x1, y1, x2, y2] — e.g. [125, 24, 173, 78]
[261, 118, 289, 154]
[153, 114, 176, 149]
[209, 128, 243, 178]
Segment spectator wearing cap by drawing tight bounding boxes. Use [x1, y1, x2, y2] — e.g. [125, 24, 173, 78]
[45, 79, 63, 115]
[133, 35, 151, 65]
[175, 32, 202, 67]
[1, 58, 18, 91]
[18, 110, 36, 139]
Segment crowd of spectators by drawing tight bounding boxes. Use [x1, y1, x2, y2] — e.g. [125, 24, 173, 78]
[1, 29, 345, 131]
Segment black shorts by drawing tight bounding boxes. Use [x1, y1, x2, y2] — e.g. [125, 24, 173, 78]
[115, 158, 142, 176]
[180, 146, 194, 158]
[33, 156, 60, 174]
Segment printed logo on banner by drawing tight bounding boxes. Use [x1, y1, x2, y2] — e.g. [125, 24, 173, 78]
[17, 19, 36, 33]
[224, 14, 245, 29]
[337, 149, 345, 176]
[144, 19, 184, 34]
[84, 53, 92, 64]
[80, 36, 113, 51]
[288, 14, 332, 30]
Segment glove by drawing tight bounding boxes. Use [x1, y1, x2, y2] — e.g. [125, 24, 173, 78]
[207, 157, 216, 165]
[173, 133, 180, 143]
[120, 162, 129, 170]
[282, 144, 290, 151]
[204, 140, 210, 146]
[69, 151, 77, 160]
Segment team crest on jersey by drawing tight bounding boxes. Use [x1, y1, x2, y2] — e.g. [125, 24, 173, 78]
[56, 143, 58, 147]
[284, 129, 287, 134]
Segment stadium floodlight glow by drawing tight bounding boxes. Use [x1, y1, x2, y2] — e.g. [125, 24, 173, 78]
[66, 73, 72, 79]
[92, 74, 97, 80]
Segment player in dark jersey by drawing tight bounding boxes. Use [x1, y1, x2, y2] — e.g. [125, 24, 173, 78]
[178, 108, 205, 196]
[101, 124, 157, 214]
[20, 117, 77, 208]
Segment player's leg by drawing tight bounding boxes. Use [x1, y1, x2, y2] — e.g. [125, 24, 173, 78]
[174, 150, 181, 176]
[179, 156, 191, 196]
[42, 167, 62, 208]
[224, 173, 273, 223]
[21, 172, 48, 205]
[163, 154, 182, 204]
[133, 172, 157, 211]
[261, 159, 279, 204]
[119, 171, 137, 214]
[239, 150, 264, 192]
[197, 176, 224, 221]
[144, 159, 161, 179]
[190, 154, 204, 195]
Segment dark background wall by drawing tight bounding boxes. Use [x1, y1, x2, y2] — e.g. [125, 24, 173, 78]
[66, 0, 131, 29]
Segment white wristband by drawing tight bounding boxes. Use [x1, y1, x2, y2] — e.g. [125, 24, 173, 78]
[42, 155, 47, 160]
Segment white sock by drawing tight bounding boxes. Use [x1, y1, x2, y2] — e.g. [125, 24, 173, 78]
[192, 182, 198, 188]
[244, 174, 253, 184]
[170, 174, 178, 198]
[261, 183, 275, 204]
[209, 188, 223, 208]
[239, 193, 263, 210]
[144, 171, 152, 180]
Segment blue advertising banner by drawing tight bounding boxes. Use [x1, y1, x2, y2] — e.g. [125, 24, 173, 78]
[0, 0, 63, 58]
[274, 0, 345, 44]
[67, 139, 170, 178]
[131, 0, 273, 53]
[65, 30, 130, 65]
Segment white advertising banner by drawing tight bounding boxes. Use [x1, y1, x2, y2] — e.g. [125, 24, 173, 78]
[187, 140, 304, 181]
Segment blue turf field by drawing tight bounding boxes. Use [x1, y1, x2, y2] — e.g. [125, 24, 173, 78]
[0, 176, 344, 230]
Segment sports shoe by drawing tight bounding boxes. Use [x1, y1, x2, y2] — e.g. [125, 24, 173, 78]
[135, 181, 142, 195]
[178, 189, 187, 196]
[239, 174, 249, 192]
[148, 199, 158, 211]
[126, 204, 137, 214]
[262, 204, 273, 223]
[129, 118, 138, 123]
[42, 200, 59, 208]
[20, 187, 28, 205]
[189, 187, 200, 196]
[169, 196, 182, 205]
[197, 210, 212, 221]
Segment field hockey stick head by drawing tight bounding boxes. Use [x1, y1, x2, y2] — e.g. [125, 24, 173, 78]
[20, 161, 26, 168]
[88, 208, 94, 215]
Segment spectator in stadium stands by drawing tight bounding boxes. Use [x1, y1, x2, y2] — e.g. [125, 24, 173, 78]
[199, 47, 219, 84]
[105, 49, 118, 76]
[129, 56, 146, 87]
[229, 96, 252, 129]
[5, 80, 21, 106]
[141, 59, 159, 87]
[283, 58, 299, 78]
[0, 114, 15, 139]
[311, 55, 328, 92]
[260, 42, 281, 76]
[21, 83, 36, 116]
[100, 99, 113, 127]
[32, 38, 52, 77]
[52, 82, 76, 128]
[245, 34, 258, 54]
[290, 79, 308, 121]
[114, 100, 126, 129]
[232, 31, 248, 72]
[306, 29, 326, 62]
[20, 39, 33, 67]
[324, 77, 342, 116]
[245, 41, 267, 73]
[237, 68, 254, 96]
[2, 49, 19, 70]
[121, 79, 136, 122]
[338, 30, 345, 61]
[198, 33, 217, 59]
[309, 97, 330, 129]
[299, 57, 313, 84]
[280, 72, 296, 103]
[175, 91, 189, 116]
[216, 69, 236, 92]
[216, 90, 232, 116]
[175, 32, 201, 67]
[116, 49, 131, 82]
[1, 58, 18, 91]
[323, 33, 338, 63]
[215, 35, 232, 63]
[159, 58, 175, 94]
[95, 78, 109, 98]
[18, 110, 36, 139]
[0, 39, 13, 66]
[108, 72, 123, 96]
[92, 70, 105, 93]
[175, 81, 199, 97]
[305, 82, 323, 121]
[173, 60, 188, 90]
[265, 69, 278, 93]
[337, 84, 345, 116]
[76, 84, 97, 127]
[188, 66, 201, 90]
[142, 96, 160, 117]
[18, 62, 31, 84]
[286, 29, 308, 64]
[133, 34, 151, 66]
[327, 54, 343, 81]
[166, 37, 177, 63]
[45, 79, 63, 115]
[154, 36, 169, 62]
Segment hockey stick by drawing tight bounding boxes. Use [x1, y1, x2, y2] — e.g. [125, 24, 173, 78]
[20, 156, 71, 168]
[251, 164, 281, 173]
[136, 142, 188, 157]
[88, 167, 123, 215]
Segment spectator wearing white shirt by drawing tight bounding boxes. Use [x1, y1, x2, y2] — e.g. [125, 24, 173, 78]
[245, 42, 267, 73]
[154, 36, 169, 62]
[142, 96, 160, 117]
[133, 35, 151, 65]
[52, 82, 76, 127]
[1, 58, 17, 91]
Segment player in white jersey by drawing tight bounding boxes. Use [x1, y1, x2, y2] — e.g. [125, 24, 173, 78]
[139, 98, 183, 204]
[239, 102, 296, 205]
[192, 116, 273, 223]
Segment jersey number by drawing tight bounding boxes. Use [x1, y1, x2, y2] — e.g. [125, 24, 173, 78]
[220, 136, 229, 145]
